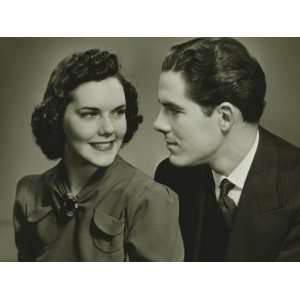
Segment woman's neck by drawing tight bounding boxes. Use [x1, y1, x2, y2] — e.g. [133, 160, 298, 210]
[62, 145, 98, 196]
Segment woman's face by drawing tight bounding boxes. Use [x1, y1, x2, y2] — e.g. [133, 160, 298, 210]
[63, 77, 127, 168]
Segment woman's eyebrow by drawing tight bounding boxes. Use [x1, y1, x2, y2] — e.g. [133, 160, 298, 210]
[77, 104, 126, 112]
[112, 104, 126, 111]
[77, 106, 99, 111]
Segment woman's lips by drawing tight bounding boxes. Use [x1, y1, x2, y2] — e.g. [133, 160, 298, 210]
[90, 141, 114, 151]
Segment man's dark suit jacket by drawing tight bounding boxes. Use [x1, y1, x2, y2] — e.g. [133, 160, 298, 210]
[155, 127, 300, 261]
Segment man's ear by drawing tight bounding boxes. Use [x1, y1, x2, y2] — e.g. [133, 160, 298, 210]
[216, 102, 235, 132]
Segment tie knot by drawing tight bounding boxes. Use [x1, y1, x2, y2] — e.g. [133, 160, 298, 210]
[219, 178, 235, 197]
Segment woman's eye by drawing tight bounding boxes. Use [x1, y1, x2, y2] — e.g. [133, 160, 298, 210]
[113, 109, 126, 117]
[79, 112, 98, 119]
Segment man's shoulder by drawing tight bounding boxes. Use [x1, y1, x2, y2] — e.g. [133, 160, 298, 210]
[260, 127, 300, 167]
[156, 157, 207, 172]
[155, 158, 188, 178]
[259, 128, 300, 205]
[155, 158, 209, 189]
[155, 158, 174, 175]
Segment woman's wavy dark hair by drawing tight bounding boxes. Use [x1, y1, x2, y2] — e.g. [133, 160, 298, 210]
[31, 49, 143, 160]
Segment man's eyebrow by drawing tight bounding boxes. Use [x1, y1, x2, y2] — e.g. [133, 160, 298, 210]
[158, 99, 184, 111]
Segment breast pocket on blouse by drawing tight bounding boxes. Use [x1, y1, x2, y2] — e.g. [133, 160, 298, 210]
[27, 206, 58, 249]
[91, 208, 125, 253]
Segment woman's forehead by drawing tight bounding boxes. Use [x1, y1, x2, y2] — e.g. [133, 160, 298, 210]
[70, 78, 126, 108]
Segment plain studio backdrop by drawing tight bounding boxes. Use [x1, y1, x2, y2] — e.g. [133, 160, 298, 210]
[0, 37, 300, 261]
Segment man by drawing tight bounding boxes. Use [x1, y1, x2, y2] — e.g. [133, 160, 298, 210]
[154, 38, 300, 261]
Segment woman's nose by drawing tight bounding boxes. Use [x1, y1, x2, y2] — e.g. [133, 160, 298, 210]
[98, 116, 114, 136]
[153, 110, 170, 133]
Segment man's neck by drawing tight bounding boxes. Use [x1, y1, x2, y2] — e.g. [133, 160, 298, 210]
[209, 123, 259, 176]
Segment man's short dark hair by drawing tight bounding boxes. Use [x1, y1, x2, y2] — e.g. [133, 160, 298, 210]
[31, 49, 143, 160]
[162, 38, 266, 123]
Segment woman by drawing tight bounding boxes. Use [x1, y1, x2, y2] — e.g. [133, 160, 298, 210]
[13, 49, 184, 261]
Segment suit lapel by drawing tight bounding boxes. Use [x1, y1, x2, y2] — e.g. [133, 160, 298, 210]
[227, 127, 285, 260]
[191, 166, 215, 260]
[176, 163, 212, 261]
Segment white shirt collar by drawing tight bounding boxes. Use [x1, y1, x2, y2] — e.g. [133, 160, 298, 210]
[212, 130, 259, 191]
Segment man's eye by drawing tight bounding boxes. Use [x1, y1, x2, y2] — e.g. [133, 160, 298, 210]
[167, 107, 181, 116]
[171, 110, 181, 115]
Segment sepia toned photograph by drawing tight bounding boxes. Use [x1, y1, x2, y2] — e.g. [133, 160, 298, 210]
[1, 37, 300, 262]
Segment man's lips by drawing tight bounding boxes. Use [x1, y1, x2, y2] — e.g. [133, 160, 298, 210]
[165, 139, 179, 153]
[165, 139, 177, 145]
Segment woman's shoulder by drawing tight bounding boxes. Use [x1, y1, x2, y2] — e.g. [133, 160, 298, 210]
[14, 174, 44, 212]
[16, 174, 43, 192]
[16, 162, 61, 188]
[118, 156, 179, 205]
[15, 165, 58, 199]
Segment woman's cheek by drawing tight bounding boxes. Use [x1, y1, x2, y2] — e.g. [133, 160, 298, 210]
[116, 118, 127, 137]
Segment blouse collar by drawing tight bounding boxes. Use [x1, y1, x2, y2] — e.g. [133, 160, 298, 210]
[42, 155, 124, 203]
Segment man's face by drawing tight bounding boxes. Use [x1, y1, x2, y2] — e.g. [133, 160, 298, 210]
[154, 71, 224, 167]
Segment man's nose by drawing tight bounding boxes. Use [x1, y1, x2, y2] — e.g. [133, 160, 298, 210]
[153, 110, 170, 133]
[98, 116, 114, 136]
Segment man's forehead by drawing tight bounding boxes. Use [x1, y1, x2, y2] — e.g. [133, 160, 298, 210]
[159, 71, 186, 90]
[158, 72, 186, 100]
[158, 73, 200, 108]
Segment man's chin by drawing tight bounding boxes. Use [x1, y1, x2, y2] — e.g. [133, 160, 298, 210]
[168, 153, 203, 168]
[168, 154, 189, 167]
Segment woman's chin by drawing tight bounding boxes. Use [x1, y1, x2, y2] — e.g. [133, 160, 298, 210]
[84, 150, 119, 168]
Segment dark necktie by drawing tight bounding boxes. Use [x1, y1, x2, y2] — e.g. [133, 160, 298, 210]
[218, 178, 236, 229]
